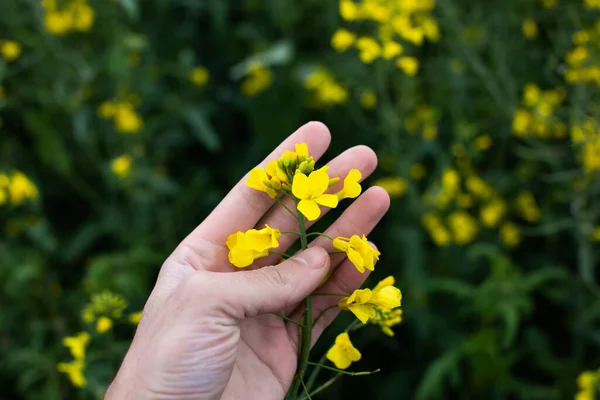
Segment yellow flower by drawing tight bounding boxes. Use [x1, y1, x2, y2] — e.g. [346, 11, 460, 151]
[242, 61, 273, 97]
[466, 175, 492, 199]
[70, 2, 95, 32]
[336, 169, 362, 201]
[382, 41, 403, 59]
[448, 211, 478, 245]
[410, 163, 426, 180]
[522, 18, 538, 39]
[500, 222, 521, 247]
[338, 276, 401, 323]
[96, 316, 113, 333]
[474, 134, 493, 151]
[356, 37, 381, 64]
[333, 234, 380, 273]
[360, 90, 377, 109]
[191, 66, 210, 87]
[226, 225, 281, 268]
[8, 171, 38, 205]
[576, 391, 594, 400]
[292, 167, 339, 220]
[45, 11, 73, 36]
[246, 167, 278, 198]
[577, 371, 597, 390]
[98, 101, 116, 119]
[129, 311, 143, 325]
[523, 83, 541, 107]
[442, 168, 460, 195]
[340, 0, 361, 21]
[370, 309, 403, 336]
[373, 176, 407, 199]
[480, 198, 506, 228]
[396, 57, 419, 76]
[515, 191, 541, 222]
[423, 215, 452, 247]
[326, 332, 361, 370]
[512, 109, 531, 136]
[111, 155, 132, 178]
[0, 40, 21, 61]
[114, 103, 143, 133]
[57, 359, 87, 388]
[583, 139, 600, 173]
[331, 29, 356, 52]
[62, 332, 90, 360]
[81, 291, 128, 322]
[541, 0, 557, 8]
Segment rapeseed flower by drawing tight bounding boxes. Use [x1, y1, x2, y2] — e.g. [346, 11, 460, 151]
[63, 332, 90, 360]
[373, 176, 407, 199]
[111, 155, 132, 178]
[292, 167, 339, 221]
[0, 40, 21, 61]
[371, 309, 403, 336]
[241, 61, 272, 97]
[82, 291, 127, 323]
[336, 169, 362, 201]
[338, 276, 402, 323]
[333, 235, 380, 273]
[331, 29, 357, 52]
[326, 332, 361, 370]
[96, 316, 113, 333]
[191, 66, 210, 87]
[8, 171, 38, 205]
[397, 56, 419, 76]
[360, 90, 377, 109]
[57, 359, 87, 388]
[227, 225, 281, 268]
[500, 222, 521, 247]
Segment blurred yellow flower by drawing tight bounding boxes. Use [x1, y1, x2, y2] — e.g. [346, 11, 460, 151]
[370, 308, 403, 336]
[356, 36, 381, 63]
[360, 90, 377, 109]
[396, 56, 419, 76]
[382, 41, 403, 59]
[500, 222, 520, 247]
[0, 40, 21, 61]
[585, 0, 600, 8]
[305, 67, 348, 107]
[522, 18, 538, 39]
[81, 291, 128, 322]
[515, 191, 541, 223]
[410, 163, 426, 180]
[567, 46, 589, 68]
[373, 176, 407, 199]
[333, 234, 380, 273]
[582, 139, 600, 173]
[474, 134, 493, 151]
[512, 109, 531, 136]
[8, 171, 38, 206]
[62, 332, 90, 360]
[110, 155, 132, 178]
[326, 332, 361, 370]
[480, 198, 506, 228]
[540, 0, 557, 8]
[96, 316, 113, 333]
[331, 29, 356, 52]
[129, 311, 143, 325]
[70, 2, 95, 32]
[190, 66, 210, 87]
[57, 359, 87, 388]
[45, 11, 73, 35]
[340, 0, 361, 21]
[241, 61, 272, 97]
[448, 211, 478, 245]
[114, 103, 143, 133]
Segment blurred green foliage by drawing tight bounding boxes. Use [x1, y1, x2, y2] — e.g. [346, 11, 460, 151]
[2, 0, 600, 398]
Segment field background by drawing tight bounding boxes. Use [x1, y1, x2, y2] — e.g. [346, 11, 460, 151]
[2, 0, 600, 399]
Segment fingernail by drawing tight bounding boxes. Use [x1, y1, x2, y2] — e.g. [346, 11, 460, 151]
[294, 247, 328, 269]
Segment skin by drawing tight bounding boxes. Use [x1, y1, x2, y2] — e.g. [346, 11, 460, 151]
[105, 122, 391, 400]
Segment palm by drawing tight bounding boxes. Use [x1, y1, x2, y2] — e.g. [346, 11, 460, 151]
[145, 123, 389, 399]
[222, 317, 297, 398]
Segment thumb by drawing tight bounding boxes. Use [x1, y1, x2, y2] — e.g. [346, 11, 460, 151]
[223, 247, 330, 317]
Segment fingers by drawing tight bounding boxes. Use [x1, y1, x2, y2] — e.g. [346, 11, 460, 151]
[252, 145, 378, 268]
[284, 186, 390, 347]
[214, 247, 331, 319]
[175, 121, 331, 271]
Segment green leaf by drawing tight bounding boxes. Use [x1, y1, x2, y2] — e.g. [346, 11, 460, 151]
[416, 347, 463, 400]
[24, 111, 72, 176]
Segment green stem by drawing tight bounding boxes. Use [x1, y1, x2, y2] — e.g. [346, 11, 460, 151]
[275, 197, 297, 218]
[305, 349, 329, 392]
[287, 204, 312, 399]
[272, 313, 305, 328]
[306, 362, 380, 376]
[281, 230, 302, 235]
[300, 377, 312, 400]
[306, 232, 335, 240]
[301, 374, 342, 400]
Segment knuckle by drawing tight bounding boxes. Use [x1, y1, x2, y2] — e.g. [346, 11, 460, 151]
[171, 240, 223, 271]
[254, 265, 288, 288]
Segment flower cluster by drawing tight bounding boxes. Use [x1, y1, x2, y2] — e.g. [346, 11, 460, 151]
[304, 67, 349, 108]
[57, 332, 90, 388]
[575, 370, 599, 400]
[571, 117, 600, 174]
[331, 0, 438, 75]
[404, 105, 439, 141]
[241, 61, 273, 97]
[230, 142, 401, 393]
[512, 84, 567, 139]
[372, 176, 408, 199]
[0, 171, 38, 207]
[97, 97, 144, 134]
[42, 0, 96, 36]
[58, 292, 142, 388]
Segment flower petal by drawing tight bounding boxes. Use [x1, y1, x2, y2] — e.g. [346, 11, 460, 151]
[315, 193, 339, 208]
[297, 199, 321, 221]
[348, 303, 377, 323]
[292, 172, 311, 199]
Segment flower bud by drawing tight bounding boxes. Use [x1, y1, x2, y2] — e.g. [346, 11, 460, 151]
[328, 177, 340, 187]
[271, 177, 281, 190]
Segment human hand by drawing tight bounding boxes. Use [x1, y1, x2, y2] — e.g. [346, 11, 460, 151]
[105, 122, 390, 400]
